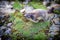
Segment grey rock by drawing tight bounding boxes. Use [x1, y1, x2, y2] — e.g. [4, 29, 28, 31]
[5, 28, 11, 35]
[7, 23, 13, 28]
[0, 29, 3, 37]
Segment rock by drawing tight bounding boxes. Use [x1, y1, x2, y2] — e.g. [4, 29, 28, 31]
[0, 26, 6, 30]
[0, 29, 3, 37]
[1, 6, 15, 14]
[5, 37, 12, 40]
[10, 1, 14, 5]
[7, 23, 13, 28]
[43, 0, 53, 7]
[23, 0, 31, 5]
[5, 28, 11, 35]
[0, 21, 5, 27]
[0, 1, 6, 8]
[48, 37, 53, 40]
[1, 35, 12, 40]
[0, 1, 15, 14]
[49, 20, 60, 37]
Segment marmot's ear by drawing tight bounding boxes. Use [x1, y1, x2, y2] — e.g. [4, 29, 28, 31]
[20, 9, 25, 13]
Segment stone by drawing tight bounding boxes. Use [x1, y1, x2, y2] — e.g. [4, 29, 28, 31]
[0, 1, 15, 14]
[7, 23, 13, 28]
[5, 28, 11, 35]
[0, 29, 3, 37]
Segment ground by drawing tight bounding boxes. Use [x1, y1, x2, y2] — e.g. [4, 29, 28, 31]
[9, 1, 51, 40]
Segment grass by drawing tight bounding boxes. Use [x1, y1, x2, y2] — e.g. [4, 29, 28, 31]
[13, 1, 22, 10]
[10, 12, 50, 40]
[28, 2, 47, 9]
[10, 1, 50, 40]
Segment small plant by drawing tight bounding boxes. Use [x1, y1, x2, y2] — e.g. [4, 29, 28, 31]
[54, 9, 60, 14]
